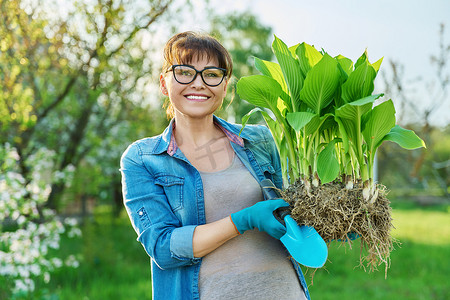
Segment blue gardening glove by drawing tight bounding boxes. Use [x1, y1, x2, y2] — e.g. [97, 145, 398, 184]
[230, 199, 289, 239]
[337, 232, 361, 242]
[334, 232, 361, 242]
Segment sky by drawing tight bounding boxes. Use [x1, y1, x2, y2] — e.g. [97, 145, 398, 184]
[206, 0, 448, 79]
[181, 0, 450, 126]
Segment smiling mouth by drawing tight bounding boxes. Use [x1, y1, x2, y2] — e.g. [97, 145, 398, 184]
[186, 95, 209, 101]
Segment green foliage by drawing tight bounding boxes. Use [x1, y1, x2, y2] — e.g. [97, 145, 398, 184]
[316, 139, 340, 183]
[272, 36, 304, 111]
[383, 125, 432, 150]
[0, 0, 174, 210]
[237, 36, 426, 198]
[0, 0, 70, 141]
[300, 53, 340, 114]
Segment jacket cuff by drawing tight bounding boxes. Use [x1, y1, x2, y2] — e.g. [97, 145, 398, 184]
[170, 225, 197, 259]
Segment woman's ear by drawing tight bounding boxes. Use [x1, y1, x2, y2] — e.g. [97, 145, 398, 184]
[223, 78, 229, 94]
[160, 74, 168, 96]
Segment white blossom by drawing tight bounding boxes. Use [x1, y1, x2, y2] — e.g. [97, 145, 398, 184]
[51, 257, 63, 268]
[65, 255, 80, 268]
[43, 272, 50, 283]
[0, 144, 81, 298]
[64, 217, 78, 227]
[14, 279, 31, 293]
[68, 226, 82, 238]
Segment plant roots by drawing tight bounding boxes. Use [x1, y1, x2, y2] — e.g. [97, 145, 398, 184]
[281, 179, 396, 277]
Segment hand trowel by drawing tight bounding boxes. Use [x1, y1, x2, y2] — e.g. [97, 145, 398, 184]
[260, 179, 328, 268]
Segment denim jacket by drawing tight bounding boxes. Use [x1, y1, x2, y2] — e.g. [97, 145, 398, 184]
[120, 116, 311, 300]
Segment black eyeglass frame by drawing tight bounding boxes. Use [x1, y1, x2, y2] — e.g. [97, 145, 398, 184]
[167, 64, 227, 87]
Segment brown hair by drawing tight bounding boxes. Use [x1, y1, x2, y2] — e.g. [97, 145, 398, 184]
[162, 31, 233, 118]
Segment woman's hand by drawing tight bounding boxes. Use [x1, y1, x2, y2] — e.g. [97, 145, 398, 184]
[230, 199, 289, 239]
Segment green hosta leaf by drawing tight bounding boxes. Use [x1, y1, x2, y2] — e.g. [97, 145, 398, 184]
[286, 111, 317, 131]
[294, 113, 334, 137]
[262, 112, 282, 141]
[317, 139, 340, 183]
[355, 49, 369, 69]
[341, 60, 377, 103]
[299, 53, 341, 114]
[296, 42, 323, 76]
[254, 57, 288, 94]
[335, 117, 351, 152]
[240, 107, 265, 135]
[254, 57, 291, 111]
[262, 112, 289, 181]
[237, 75, 282, 111]
[289, 43, 300, 57]
[334, 57, 351, 109]
[335, 94, 383, 152]
[305, 114, 321, 135]
[277, 97, 289, 116]
[371, 57, 383, 73]
[262, 112, 285, 155]
[320, 114, 338, 132]
[336, 54, 353, 76]
[335, 94, 382, 120]
[362, 100, 396, 154]
[278, 135, 290, 181]
[272, 35, 304, 111]
[382, 125, 427, 149]
[354, 48, 383, 73]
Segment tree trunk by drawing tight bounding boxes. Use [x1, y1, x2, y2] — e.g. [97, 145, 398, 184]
[113, 177, 123, 217]
[47, 101, 95, 210]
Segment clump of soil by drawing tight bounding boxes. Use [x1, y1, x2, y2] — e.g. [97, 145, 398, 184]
[281, 179, 396, 276]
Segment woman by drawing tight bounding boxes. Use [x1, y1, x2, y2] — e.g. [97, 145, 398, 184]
[120, 31, 310, 300]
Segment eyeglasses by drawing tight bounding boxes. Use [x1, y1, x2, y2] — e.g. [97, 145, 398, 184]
[168, 64, 227, 87]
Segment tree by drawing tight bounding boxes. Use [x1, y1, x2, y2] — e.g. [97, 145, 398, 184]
[1, 0, 176, 210]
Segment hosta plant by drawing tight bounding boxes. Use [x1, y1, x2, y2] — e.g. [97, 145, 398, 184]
[237, 36, 425, 275]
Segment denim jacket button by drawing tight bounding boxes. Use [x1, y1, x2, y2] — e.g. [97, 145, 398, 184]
[139, 211, 144, 216]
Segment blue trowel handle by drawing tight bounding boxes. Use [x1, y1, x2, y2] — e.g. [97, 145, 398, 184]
[261, 178, 282, 199]
[273, 206, 291, 226]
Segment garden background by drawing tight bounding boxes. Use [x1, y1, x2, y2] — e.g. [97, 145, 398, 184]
[1, 0, 449, 299]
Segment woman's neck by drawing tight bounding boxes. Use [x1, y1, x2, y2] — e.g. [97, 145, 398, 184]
[173, 114, 234, 172]
[173, 114, 222, 148]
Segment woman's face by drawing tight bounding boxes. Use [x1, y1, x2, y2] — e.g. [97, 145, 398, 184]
[160, 56, 228, 120]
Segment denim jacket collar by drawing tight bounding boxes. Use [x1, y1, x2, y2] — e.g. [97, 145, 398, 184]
[154, 115, 255, 156]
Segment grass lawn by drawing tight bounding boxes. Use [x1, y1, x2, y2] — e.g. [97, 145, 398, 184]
[36, 208, 153, 299]
[308, 202, 450, 300]
[34, 202, 449, 299]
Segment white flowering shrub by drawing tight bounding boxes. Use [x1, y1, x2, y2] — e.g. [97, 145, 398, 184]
[0, 143, 82, 298]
